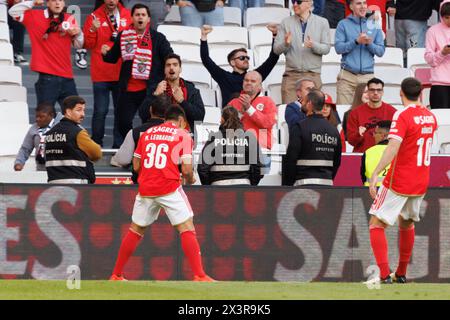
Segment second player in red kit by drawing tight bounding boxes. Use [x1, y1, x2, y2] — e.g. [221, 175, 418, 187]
[110, 105, 215, 281]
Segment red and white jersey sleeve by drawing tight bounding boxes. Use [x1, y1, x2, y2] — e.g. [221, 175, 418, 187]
[383, 105, 438, 196]
[134, 123, 193, 197]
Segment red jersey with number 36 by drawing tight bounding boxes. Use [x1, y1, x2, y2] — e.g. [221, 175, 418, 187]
[383, 105, 437, 196]
[134, 122, 193, 197]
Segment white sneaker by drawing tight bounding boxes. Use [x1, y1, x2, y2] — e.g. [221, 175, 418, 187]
[14, 54, 29, 65]
[75, 49, 87, 69]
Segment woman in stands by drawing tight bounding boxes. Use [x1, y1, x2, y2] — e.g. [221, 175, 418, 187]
[322, 93, 346, 153]
[197, 106, 264, 186]
[342, 83, 369, 140]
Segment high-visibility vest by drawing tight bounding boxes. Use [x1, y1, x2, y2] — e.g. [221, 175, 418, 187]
[364, 144, 389, 186]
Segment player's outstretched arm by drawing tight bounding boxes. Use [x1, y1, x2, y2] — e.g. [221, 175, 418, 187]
[369, 139, 401, 199]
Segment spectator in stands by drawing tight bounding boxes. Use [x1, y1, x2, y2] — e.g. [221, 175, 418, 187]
[83, 0, 132, 148]
[7, 0, 28, 65]
[45, 96, 102, 184]
[124, 0, 170, 28]
[314, 0, 325, 16]
[346, 78, 396, 153]
[9, 0, 84, 109]
[274, 0, 331, 104]
[228, 71, 277, 150]
[360, 119, 391, 186]
[110, 95, 171, 183]
[229, 0, 265, 23]
[394, 0, 440, 57]
[146, 53, 205, 132]
[284, 78, 315, 130]
[425, 0, 450, 109]
[324, 0, 346, 29]
[102, 3, 173, 146]
[197, 106, 264, 186]
[334, 0, 385, 105]
[177, 0, 224, 27]
[342, 82, 368, 139]
[322, 93, 340, 127]
[14, 103, 62, 172]
[200, 24, 279, 107]
[282, 89, 342, 186]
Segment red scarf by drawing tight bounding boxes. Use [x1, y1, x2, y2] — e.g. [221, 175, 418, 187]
[120, 24, 152, 80]
[166, 79, 190, 131]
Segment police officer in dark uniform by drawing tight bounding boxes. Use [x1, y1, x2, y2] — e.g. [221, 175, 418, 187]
[45, 96, 102, 184]
[282, 89, 342, 186]
[197, 106, 264, 186]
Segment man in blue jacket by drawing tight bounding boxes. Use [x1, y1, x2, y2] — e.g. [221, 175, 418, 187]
[334, 0, 385, 104]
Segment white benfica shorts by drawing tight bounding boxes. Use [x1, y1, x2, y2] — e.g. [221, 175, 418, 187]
[369, 184, 424, 226]
[131, 186, 194, 227]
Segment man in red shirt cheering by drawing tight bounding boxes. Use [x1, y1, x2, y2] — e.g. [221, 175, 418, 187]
[110, 105, 214, 282]
[347, 78, 397, 153]
[366, 77, 437, 285]
[9, 0, 83, 109]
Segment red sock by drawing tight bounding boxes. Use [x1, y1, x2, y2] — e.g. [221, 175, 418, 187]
[396, 226, 415, 277]
[112, 229, 143, 276]
[369, 226, 390, 279]
[180, 230, 206, 278]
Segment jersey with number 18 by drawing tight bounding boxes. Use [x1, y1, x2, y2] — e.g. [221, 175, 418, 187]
[133, 122, 193, 197]
[383, 104, 437, 196]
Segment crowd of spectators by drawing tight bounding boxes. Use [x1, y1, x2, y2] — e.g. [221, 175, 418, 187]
[5, 0, 449, 186]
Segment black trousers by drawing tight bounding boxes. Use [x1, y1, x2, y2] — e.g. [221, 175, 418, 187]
[116, 89, 146, 147]
[430, 85, 450, 109]
[324, 0, 345, 29]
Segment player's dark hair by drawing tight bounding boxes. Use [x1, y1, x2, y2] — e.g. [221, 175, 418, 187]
[376, 120, 391, 131]
[367, 77, 385, 88]
[165, 104, 186, 121]
[131, 3, 151, 17]
[227, 48, 247, 64]
[307, 89, 325, 112]
[220, 106, 243, 130]
[164, 53, 182, 66]
[62, 96, 86, 114]
[35, 102, 56, 118]
[441, 2, 450, 17]
[401, 77, 422, 101]
[150, 95, 171, 119]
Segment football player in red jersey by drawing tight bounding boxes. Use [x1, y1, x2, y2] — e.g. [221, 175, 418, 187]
[110, 105, 215, 282]
[366, 77, 437, 285]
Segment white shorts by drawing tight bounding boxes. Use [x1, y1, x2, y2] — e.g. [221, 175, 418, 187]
[131, 186, 194, 227]
[369, 185, 424, 226]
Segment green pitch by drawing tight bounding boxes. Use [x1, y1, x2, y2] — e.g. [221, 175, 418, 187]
[1, 280, 450, 300]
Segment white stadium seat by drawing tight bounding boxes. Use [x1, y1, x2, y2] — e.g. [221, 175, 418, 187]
[181, 63, 212, 89]
[203, 106, 221, 124]
[244, 7, 290, 28]
[336, 105, 350, 124]
[0, 42, 13, 66]
[435, 125, 450, 154]
[329, 28, 336, 46]
[164, 5, 181, 24]
[172, 44, 201, 64]
[0, 5, 8, 23]
[375, 47, 404, 68]
[267, 83, 282, 106]
[431, 109, 450, 153]
[321, 65, 340, 102]
[248, 26, 274, 50]
[374, 67, 412, 104]
[0, 66, 22, 85]
[322, 47, 341, 67]
[407, 48, 429, 72]
[0, 23, 10, 43]
[262, 64, 284, 91]
[0, 123, 31, 156]
[157, 25, 200, 45]
[253, 45, 285, 66]
[199, 88, 217, 108]
[0, 101, 29, 125]
[0, 85, 27, 102]
[224, 6, 242, 26]
[265, 0, 285, 8]
[207, 26, 249, 49]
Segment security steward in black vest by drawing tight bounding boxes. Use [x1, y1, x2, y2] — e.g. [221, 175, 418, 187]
[197, 106, 264, 186]
[282, 89, 342, 186]
[45, 96, 102, 184]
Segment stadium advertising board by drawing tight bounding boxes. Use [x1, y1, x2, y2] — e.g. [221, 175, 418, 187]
[1, 185, 449, 282]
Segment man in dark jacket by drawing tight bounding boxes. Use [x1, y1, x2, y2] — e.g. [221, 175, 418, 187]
[144, 53, 205, 131]
[200, 24, 280, 106]
[282, 89, 342, 186]
[102, 3, 173, 146]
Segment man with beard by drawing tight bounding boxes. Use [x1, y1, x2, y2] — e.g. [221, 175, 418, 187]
[44, 96, 102, 184]
[149, 53, 205, 133]
[102, 3, 173, 146]
[9, 0, 84, 109]
[284, 78, 316, 130]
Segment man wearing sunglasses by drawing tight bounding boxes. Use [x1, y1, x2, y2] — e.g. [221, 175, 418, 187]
[200, 24, 280, 107]
[274, 0, 331, 104]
